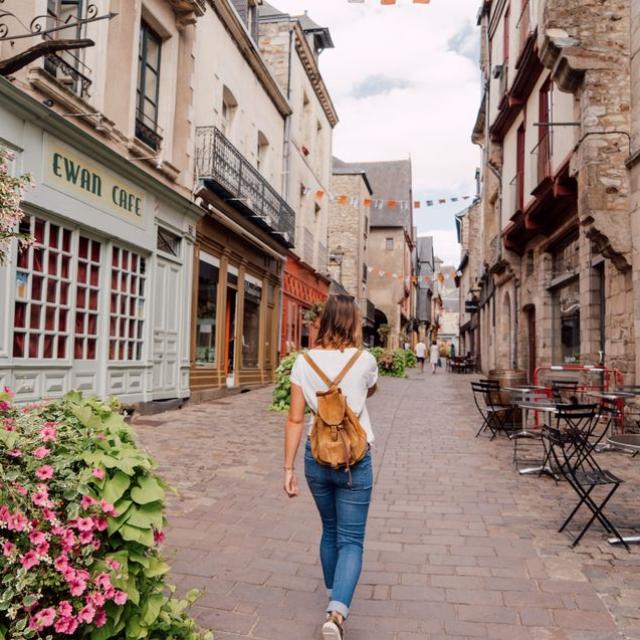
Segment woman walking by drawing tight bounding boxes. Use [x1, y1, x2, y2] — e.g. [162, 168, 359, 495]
[429, 340, 440, 374]
[284, 295, 378, 639]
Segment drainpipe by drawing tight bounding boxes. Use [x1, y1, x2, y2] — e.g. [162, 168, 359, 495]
[281, 27, 294, 202]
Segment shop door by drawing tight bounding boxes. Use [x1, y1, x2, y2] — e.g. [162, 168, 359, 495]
[224, 287, 237, 385]
[152, 257, 181, 399]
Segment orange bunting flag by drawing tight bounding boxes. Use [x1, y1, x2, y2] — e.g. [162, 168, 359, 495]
[336, 195, 348, 205]
[315, 190, 325, 200]
[380, 0, 397, 4]
[413, 0, 430, 3]
[413, 201, 421, 209]
[363, 198, 373, 208]
[387, 199, 397, 209]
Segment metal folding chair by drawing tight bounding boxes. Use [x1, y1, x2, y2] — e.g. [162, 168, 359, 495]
[550, 379, 580, 404]
[544, 404, 629, 549]
[471, 381, 511, 440]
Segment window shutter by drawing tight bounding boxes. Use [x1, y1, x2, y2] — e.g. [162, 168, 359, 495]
[230, 0, 248, 23]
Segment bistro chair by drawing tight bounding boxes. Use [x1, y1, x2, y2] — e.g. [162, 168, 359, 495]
[471, 381, 511, 440]
[543, 404, 629, 549]
[550, 379, 580, 404]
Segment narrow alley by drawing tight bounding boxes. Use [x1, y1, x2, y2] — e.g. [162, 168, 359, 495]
[136, 374, 640, 640]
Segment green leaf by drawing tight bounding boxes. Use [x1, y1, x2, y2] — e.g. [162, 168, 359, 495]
[125, 573, 140, 606]
[145, 556, 170, 578]
[103, 471, 131, 504]
[120, 524, 154, 547]
[125, 615, 146, 639]
[130, 475, 165, 505]
[107, 500, 132, 535]
[126, 503, 163, 530]
[128, 552, 150, 569]
[141, 594, 165, 627]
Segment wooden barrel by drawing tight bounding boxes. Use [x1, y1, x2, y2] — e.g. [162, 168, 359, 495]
[489, 368, 527, 426]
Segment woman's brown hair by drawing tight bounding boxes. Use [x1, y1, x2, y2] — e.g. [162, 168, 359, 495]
[315, 295, 362, 350]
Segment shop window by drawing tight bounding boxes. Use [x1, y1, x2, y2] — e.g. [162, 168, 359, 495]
[552, 278, 580, 364]
[135, 21, 163, 150]
[242, 274, 262, 368]
[552, 233, 579, 278]
[13, 217, 72, 360]
[109, 247, 146, 362]
[195, 253, 219, 366]
[156, 227, 181, 258]
[74, 236, 101, 360]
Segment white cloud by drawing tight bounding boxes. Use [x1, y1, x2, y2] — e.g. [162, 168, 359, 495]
[268, 0, 477, 265]
[270, 0, 481, 194]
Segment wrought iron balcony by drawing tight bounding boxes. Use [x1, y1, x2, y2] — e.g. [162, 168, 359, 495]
[43, 51, 92, 98]
[195, 126, 295, 248]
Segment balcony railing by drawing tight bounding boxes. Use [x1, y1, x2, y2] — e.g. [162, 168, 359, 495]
[195, 126, 295, 248]
[529, 131, 552, 191]
[135, 110, 163, 151]
[43, 51, 92, 98]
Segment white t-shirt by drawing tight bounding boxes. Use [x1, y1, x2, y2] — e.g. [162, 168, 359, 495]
[290, 348, 379, 443]
[415, 342, 427, 358]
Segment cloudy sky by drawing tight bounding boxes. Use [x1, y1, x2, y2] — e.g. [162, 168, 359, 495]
[270, 0, 482, 265]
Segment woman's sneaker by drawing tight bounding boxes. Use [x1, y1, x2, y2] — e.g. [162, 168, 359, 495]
[322, 615, 344, 640]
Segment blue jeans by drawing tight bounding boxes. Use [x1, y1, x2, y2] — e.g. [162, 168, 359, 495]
[304, 441, 373, 619]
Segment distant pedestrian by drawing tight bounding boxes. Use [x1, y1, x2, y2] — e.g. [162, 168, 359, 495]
[284, 295, 378, 640]
[415, 340, 427, 372]
[449, 342, 456, 359]
[430, 341, 439, 374]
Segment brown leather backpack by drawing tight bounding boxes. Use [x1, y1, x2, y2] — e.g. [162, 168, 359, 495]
[303, 350, 369, 471]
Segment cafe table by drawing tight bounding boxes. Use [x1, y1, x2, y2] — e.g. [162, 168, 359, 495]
[503, 386, 549, 439]
[606, 433, 640, 546]
[514, 401, 559, 477]
[586, 390, 638, 452]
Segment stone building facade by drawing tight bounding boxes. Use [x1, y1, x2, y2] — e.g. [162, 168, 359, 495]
[327, 163, 375, 338]
[329, 159, 415, 349]
[469, 0, 635, 383]
[258, 3, 338, 353]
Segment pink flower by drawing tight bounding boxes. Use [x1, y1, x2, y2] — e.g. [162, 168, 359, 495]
[77, 603, 95, 624]
[57, 601, 73, 617]
[95, 433, 106, 440]
[76, 517, 94, 532]
[78, 531, 93, 545]
[94, 516, 108, 532]
[81, 495, 96, 510]
[12, 482, 27, 496]
[106, 558, 121, 571]
[3, 418, 15, 431]
[100, 500, 116, 516]
[20, 550, 40, 570]
[40, 423, 57, 442]
[0, 505, 9, 523]
[62, 566, 76, 582]
[9, 511, 28, 531]
[36, 540, 50, 556]
[88, 591, 106, 608]
[94, 608, 107, 628]
[33, 446, 50, 459]
[92, 467, 105, 479]
[113, 590, 128, 606]
[68, 576, 87, 597]
[7, 448, 22, 458]
[35, 465, 54, 481]
[54, 554, 69, 572]
[154, 529, 165, 544]
[2, 542, 16, 556]
[41, 508, 58, 524]
[54, 615, 79, 635]
[95, 572, 112, 590]
[29, 531, 47, 546]
[32, 490, 49, 508]
[33, 607, 56, 628]
[2, 386, 15, 398]
[60, 529, 75, 552]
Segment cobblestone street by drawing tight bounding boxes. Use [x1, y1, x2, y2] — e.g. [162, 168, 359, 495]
[135, 372, 640, 640]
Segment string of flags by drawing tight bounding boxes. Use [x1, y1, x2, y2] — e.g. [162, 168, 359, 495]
[305, 188, 475, 209]
[348, 0, 432, 4]
[366, 267, 459, 284]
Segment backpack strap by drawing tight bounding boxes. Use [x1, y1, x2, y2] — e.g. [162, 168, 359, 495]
[303, 349, 363, 390]
[303, 353, 333, 388]
[331, 350, 363, 388]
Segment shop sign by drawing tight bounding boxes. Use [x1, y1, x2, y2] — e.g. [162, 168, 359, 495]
[465, 300, 479, 313]
[44, 137, 145, 225]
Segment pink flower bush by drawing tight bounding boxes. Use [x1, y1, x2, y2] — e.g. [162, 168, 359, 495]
[0, 388, 211, 640]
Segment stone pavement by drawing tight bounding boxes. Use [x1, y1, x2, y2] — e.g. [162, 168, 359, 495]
[135, 371, 640, 640]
